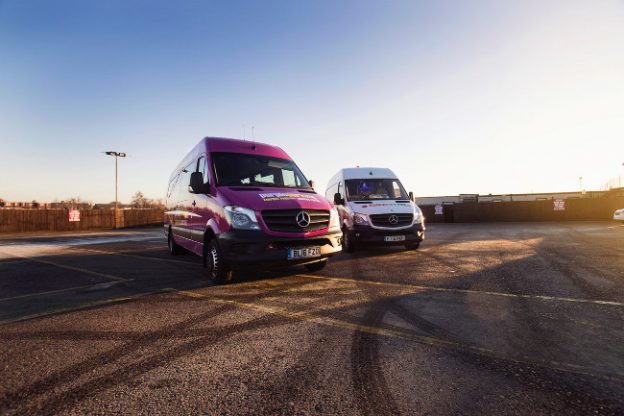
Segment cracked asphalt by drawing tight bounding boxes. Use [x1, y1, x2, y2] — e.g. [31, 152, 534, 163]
[0, 222, 623, 415]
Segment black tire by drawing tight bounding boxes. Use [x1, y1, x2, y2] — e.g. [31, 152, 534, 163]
[405, 242, 420, 250]
[304, 259, 327, 272]
[167, 230, 183, 255]
[205, 238, 232, 284]
[342, 228, 355, 253]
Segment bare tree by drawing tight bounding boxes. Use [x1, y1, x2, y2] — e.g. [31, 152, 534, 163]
[131, 191, 148, 208]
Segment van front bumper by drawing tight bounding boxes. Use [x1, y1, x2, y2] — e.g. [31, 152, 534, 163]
[346, 223, 425, 246]
[217, 229, 342, 269]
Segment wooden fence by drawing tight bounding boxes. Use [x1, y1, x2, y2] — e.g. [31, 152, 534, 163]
[0, 209, 163, 233]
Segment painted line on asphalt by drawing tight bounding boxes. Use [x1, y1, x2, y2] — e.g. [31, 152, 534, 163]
[0, 251, 130, 282]
[0, 282, 121, 303]
[65, 242, 624, 308]
[62, 242, 624, 308]
[0, 291, 159, 326]
[26, 242, 623, 308]
[297, 274, 624, 307]
[70, 247, 201, 267]
[170, 288, 624, 383]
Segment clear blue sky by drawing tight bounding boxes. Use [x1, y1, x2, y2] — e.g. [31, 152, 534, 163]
[1, 0, 623, 203]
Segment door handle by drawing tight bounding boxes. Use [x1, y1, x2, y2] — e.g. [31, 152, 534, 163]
[192, 200, 196, 207]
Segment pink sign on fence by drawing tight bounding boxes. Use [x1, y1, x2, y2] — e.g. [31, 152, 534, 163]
[553, 199, 565, 211]
[68, 209, 81, 222]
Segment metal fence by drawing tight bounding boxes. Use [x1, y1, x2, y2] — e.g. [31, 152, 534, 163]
[0, 209, 163, 233]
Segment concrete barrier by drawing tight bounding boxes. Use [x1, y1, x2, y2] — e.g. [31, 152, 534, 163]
[0, 209, 163, 233]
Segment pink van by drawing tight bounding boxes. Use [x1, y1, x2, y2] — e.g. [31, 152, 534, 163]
[164, 137, 342, 283]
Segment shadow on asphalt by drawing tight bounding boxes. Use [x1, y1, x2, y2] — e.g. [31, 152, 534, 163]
[1, 223, 624, 414]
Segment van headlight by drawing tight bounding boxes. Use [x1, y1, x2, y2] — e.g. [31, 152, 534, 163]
[329, 207, 340, 229]
[225, 206, 260, 230]
[413, 206, 424, 224]
[353, 212, 369, 226]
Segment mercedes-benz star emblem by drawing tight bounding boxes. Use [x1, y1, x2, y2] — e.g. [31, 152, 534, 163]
[296, 211, 311, 228]
[388, 215, 399, 225]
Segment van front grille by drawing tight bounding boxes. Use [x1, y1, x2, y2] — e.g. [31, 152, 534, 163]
[370, 213, 413, 228]
[262, 209, 329, 233]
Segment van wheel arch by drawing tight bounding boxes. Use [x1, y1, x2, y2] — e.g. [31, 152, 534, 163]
[202, 230, 216, 267]
[167, 226, 183, 255]
[203, 232, 232, 284]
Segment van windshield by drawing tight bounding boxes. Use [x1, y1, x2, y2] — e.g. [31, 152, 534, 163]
[345, 178, 409, 201]
[212, 152, 310, 188]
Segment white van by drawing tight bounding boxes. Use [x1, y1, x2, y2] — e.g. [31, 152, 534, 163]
[325, 167, 425, 252]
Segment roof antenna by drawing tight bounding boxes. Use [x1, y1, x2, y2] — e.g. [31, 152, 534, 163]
[242, 123, 246, 140]
[251, 124, 255, 140]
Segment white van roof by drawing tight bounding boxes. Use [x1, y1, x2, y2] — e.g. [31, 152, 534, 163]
[339, 167, 398, 180]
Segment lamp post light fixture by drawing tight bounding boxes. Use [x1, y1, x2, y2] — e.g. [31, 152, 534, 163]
[104, 151, 126, 228]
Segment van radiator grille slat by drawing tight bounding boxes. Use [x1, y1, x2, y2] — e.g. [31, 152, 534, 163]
[369, 213, 413, 228]
[262, 209, 330, 233]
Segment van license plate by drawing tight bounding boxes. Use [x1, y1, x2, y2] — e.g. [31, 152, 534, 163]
[384, 235, 405, 242]
[288, 247, 321, 260]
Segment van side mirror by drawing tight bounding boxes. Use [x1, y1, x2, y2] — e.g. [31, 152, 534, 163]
[190, 172, 205, 194]
[408, 191, 414, 201]
[334, 192, 344, 205]
[308, 180, 315, 190]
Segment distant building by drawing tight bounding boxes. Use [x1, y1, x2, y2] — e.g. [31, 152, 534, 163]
[1, 201, 92, 209]
[48, 201, 93, 209]
[415, 188, 624, 206]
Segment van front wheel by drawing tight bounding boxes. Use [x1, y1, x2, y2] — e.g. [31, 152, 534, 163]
[342, 228, 355, 253]
[205, 239, 232, 284]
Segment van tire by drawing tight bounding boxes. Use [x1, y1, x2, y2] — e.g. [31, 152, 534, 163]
[405, 242, 420, 250]
[205, 238, 232, 284]
[342, 228, 355, 253]
[168, 230, 183, 255]
[304, 259, 327, 272]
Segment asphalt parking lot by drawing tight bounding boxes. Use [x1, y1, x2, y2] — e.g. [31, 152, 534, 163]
[0, 222, 623, 415]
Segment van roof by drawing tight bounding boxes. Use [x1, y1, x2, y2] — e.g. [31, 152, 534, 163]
[338, 167, 398, 180]
[171, 137, 291, 178]
[203, 137, 289, 159]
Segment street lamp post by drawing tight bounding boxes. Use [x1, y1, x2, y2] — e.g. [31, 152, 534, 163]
[104, 151, 126, 228]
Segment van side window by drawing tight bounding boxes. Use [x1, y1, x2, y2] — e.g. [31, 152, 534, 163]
[326, 182, 341, 200]
[392, 181, 402, 198]
[179, 162, 194, 199]
[170, 173, 183, 208]
[167, 177, 176, 199]
[197, 156, 209, 184]
[282, 169, 297, 187]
